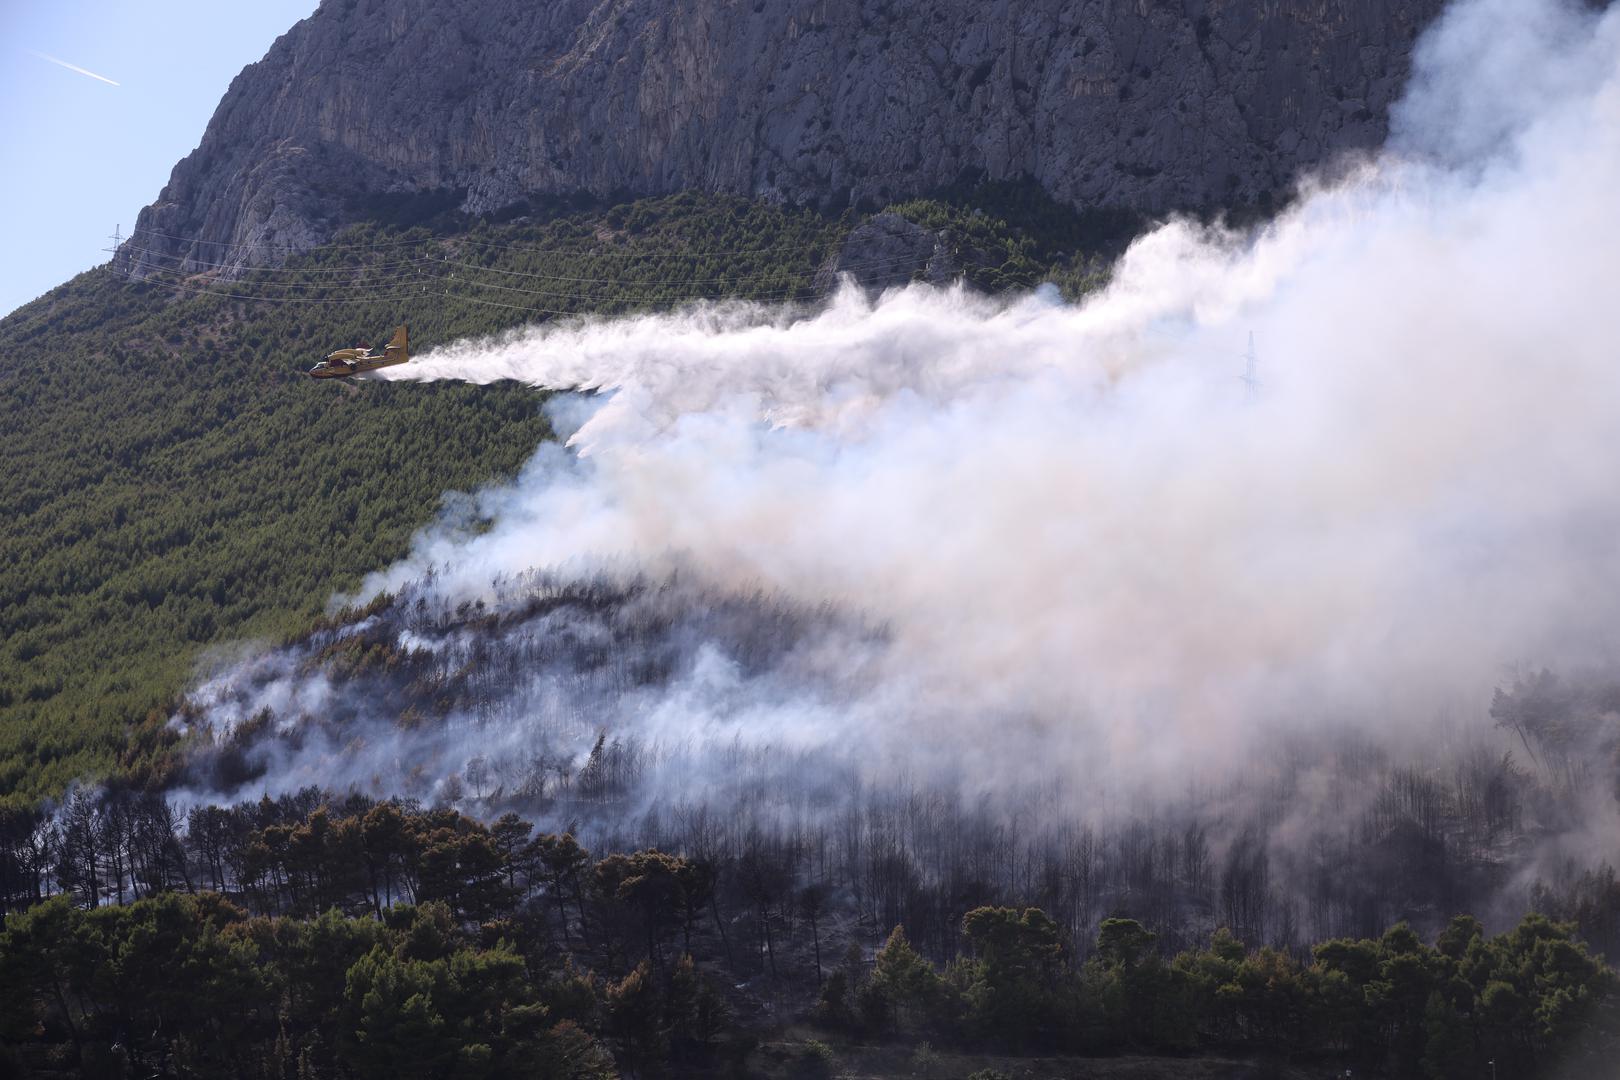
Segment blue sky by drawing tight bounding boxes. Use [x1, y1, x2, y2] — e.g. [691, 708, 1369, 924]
[0, 0, 319, 318]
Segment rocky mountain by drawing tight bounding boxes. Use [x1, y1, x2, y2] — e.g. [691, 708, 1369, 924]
[120, 0, 1444, 276]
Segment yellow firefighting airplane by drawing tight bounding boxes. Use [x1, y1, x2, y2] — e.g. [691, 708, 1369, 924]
[308, 325, 409, 378]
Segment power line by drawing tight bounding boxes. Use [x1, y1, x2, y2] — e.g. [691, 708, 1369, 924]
[107, 268, 432, 306]
[121, 223, 847, 261]
[435, 254, 836, 288]
[127, 260, 442, 295]
[110, 245, 932, 309]
[115, 241, 435, 276]
[113, 265, 842, 310]
[107, 259, 868, 311]
[1239, 331, 1261, 399]
[442, 255, 924, 301]
[117, 241, 909, 295]
[452, 290, 824, 319]
[105, 212, 967, 318]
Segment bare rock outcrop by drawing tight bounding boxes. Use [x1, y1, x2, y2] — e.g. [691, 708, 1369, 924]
[814, 212, 958, 291]
[118, 0, 1446, 277]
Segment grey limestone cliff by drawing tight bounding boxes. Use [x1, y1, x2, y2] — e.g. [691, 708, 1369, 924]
[119, 0, 1445, 277]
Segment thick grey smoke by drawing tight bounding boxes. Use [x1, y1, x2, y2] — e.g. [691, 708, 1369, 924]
[182, 0, 1620, 908]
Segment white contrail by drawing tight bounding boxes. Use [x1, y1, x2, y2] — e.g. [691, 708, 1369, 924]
[30, 50, 120, 87]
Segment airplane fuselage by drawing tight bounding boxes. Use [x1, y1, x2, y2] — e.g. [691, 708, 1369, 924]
[309, 325, 410, 379]
[309, 355, 409, 379]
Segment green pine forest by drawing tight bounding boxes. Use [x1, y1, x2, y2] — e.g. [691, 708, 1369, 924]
[2, 797, 1614, 1079]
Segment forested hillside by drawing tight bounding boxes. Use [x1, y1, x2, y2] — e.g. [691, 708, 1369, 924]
[13, 173, 1616, 1080]
[0, 188, 1093, 803]
[1, 795, 1613, 1078]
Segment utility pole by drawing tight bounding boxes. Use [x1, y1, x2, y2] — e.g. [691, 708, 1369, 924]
[1239, 331, 1261, 399]
[104, 225, 123, 269]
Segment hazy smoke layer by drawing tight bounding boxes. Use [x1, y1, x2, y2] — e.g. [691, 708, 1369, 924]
[185, 0, 1620, 889]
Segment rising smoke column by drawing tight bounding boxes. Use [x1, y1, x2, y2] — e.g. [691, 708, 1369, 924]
[190, 0, 1620, 837]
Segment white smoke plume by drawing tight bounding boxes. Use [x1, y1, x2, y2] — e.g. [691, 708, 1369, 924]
[184, 0, 1620, 908]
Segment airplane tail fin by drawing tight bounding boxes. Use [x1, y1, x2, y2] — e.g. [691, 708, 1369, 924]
[384, 324, 408, 363]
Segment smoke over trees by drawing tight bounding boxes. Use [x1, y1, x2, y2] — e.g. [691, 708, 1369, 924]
[146, 571, 1620, 958]
[3, 792, 1613, 1077]
[8, 0, 1620, 1074]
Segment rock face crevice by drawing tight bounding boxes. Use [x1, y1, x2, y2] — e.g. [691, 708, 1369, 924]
[119, 0, 1444, 276]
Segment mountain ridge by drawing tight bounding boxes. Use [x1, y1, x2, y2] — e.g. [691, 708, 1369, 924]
[118, 0, 1445, 278]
